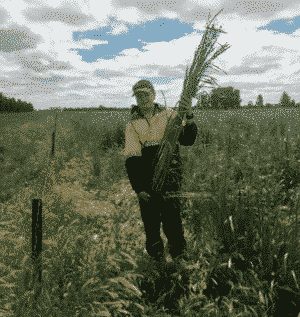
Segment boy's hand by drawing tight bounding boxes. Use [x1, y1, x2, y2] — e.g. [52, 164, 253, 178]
[138, 191, 151, 202]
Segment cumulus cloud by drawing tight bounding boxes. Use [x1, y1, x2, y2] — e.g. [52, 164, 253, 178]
[0, 0, 299, 110]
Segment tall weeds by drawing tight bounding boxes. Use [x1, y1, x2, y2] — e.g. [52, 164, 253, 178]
[1, 108, 300, 316]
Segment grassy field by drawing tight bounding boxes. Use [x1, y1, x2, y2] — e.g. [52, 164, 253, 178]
[1, 107, 300, 316]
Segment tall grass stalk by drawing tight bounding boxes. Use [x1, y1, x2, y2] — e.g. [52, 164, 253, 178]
[152, 8, 231, 194]
[4, 107, 300, 316]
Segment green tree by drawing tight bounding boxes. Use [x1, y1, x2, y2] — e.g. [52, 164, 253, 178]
[291, 99, 295, 108]
[210, 88, 222, 110]
[232, 88, 242, 109]
[196, 91, 211, 110]
[25, 102, 35, 112]
[0, 94, 35, 113]
[50, 106, 62, 111]
[210, 86, 242, 110]
[1, 96, 11, 112]
[256, 94, 263, 107]
[0, 93, 6, 112]
[280, 91, 292, 108]
[15, 99, 24, 113]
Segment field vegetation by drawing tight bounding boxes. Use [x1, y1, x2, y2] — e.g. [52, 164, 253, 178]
[1, 108, 300, 316]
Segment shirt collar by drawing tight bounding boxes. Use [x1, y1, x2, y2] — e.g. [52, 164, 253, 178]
[131, 103, 164, 121]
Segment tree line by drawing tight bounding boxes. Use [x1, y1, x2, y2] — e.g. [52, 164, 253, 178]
[195, 87, 300, 110]
[56, 105, 130, 112]
[0, 87, 299, 115]
[46, 89, 300, 113]
[0, 93, 34, 113]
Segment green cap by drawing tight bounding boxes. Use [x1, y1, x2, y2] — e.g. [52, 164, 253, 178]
[132, 80, 155, 97]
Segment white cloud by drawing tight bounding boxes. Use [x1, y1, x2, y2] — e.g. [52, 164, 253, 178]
[160, 10, 178, 20]
[115, 6, 154, 24]
[107, 23, 129, 36]
[188, 0, 224, 9]
[272, 2, 300, 20]
[0, 0, 300, 109]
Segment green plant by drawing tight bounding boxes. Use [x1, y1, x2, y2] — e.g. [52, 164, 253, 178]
[152, 8, 231, 194]
[2, 107, 300, 316]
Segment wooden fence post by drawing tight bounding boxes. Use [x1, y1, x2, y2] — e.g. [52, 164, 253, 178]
[28, 109, 57, 307]
[31, 198, 43, 305]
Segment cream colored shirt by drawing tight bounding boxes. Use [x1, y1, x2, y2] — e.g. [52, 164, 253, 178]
[120, 108, 178, 159]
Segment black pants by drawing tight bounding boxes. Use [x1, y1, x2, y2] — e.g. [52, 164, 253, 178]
[138, 194, 187, 259]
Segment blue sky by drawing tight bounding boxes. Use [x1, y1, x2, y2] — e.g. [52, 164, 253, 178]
[1, 0, 300, 110]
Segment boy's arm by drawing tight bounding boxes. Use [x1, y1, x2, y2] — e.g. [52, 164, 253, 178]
[121, 123, 146, 194]
[178, 113, 198, 146]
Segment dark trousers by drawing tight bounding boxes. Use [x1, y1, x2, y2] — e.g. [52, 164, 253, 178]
[138, 194, 187, 260]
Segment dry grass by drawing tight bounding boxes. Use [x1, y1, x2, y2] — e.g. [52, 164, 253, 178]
[152, 9, 231, 194]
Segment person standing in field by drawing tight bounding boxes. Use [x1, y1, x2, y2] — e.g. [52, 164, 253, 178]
[120, 79, 197, 274]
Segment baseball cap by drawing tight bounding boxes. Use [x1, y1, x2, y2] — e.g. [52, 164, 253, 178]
[132, 80, 155, 97]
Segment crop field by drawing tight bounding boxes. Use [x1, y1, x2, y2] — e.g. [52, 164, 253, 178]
[1, 107, 300, 316]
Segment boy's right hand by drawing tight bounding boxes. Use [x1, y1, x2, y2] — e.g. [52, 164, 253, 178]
[138, 191, 151, 202]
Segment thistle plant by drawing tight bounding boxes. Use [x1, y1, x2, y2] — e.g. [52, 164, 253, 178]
[152, 8, 231, 194]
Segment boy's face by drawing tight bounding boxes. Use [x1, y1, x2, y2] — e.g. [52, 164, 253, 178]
[134, 88, 155, 108]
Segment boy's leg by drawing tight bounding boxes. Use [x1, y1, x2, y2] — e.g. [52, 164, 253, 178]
[160, 196, 188, 260]
[160, 196, 191, 299]
[138, 195, 164, 259]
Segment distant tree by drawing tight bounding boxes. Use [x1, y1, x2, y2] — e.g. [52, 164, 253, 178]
[256, 94, 263, 107]
[209, 86, 241, 110]
[15, 99, 25, 112]
[265, 103, 273, 108]
[49, 106, 62, 111]
[196, 91, 210, 110]
[0, 93, 35, 113]
[0, 93, 6, 112]
[291, 99, 295, 108]
[231, 88, 242, 109]
[1, 97, 11, 112]
[26, 102, 35, 112]
[210, 88, 221, 110]
[8, 98, 15, 112]
[280, 91, 292, 108]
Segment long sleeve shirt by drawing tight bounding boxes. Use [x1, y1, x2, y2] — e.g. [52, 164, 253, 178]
[120, 103, 198, 195]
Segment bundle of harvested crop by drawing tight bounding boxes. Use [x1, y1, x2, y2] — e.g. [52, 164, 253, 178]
[152, 9, 231, 194]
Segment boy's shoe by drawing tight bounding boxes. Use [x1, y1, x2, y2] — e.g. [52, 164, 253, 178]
[165, 306, 182, 316]
[172, 253, 191, 297]
[152, 252, 168, 277]
[163, 294, 182, 316]
[173, 253, 190, 273]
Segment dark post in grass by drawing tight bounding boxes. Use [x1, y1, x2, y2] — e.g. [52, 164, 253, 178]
[31, 199, 43, 305]
[29, 110, 58, 308]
